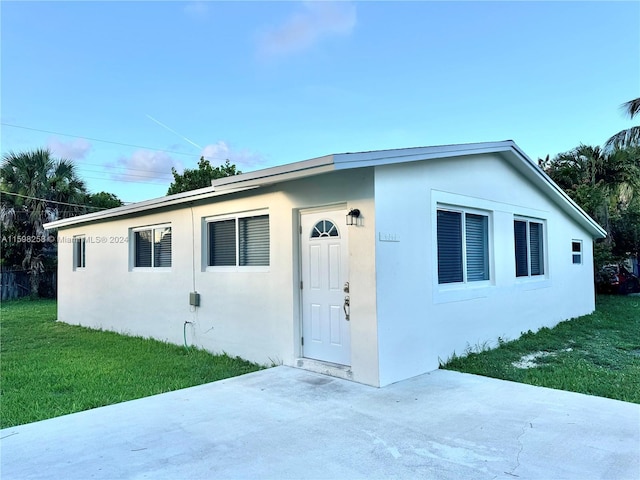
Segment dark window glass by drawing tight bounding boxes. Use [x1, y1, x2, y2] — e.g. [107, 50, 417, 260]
[239, 215, 269, 266]
[209, 219, 237, 266]
[135, 230, 152, 268]
[437, 210, 463, 284]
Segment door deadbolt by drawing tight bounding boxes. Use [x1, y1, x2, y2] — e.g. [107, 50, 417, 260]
[343, 281, 350, 293]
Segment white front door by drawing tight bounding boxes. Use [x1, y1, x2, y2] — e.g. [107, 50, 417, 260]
[301, 209, 351, 366]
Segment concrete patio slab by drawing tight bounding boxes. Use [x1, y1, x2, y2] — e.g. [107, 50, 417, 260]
[1, 367, 639, 479]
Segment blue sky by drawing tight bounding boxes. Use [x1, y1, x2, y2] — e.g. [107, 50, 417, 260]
[2, 1, 638, 203]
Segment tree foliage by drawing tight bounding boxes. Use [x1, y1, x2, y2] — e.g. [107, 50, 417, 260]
[1, 149, 88, 296]
[167, 157, 240, 195]
[605, 97, 640, 150]
[541, 144, 640, 267]
[87, 191, 123, 210]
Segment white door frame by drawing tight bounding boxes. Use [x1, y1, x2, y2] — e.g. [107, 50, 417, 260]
[299, 206, 351, 366]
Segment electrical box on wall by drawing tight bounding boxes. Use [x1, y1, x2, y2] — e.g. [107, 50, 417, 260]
[189, 292, 200, 307]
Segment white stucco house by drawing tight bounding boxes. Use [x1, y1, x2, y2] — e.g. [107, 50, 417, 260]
[45, 140, 606, 387]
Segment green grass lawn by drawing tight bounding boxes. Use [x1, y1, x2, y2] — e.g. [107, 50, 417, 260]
[0, 299, 263, 428]
[442, 295, 640, 404]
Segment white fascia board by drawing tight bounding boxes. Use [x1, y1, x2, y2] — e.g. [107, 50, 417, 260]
[211, 155, 335, 190]
[43, 185, 259, 230]
[503, 148, 607, 239]
[44, 155, 335, 230]
[330, 139, 605, 239]
[333, 141, 516, 169]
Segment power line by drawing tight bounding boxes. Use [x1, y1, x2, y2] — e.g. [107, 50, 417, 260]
[0, 190, 107, 211]
[80, 174, 170, 186]
[77, 163, 174, 176]
[77, 167, 173, 180]
[2, 122, 196, 158]
[1, 122, 232, 162]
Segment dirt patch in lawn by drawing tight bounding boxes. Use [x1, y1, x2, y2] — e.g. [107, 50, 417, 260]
[512, 349, 573, 369]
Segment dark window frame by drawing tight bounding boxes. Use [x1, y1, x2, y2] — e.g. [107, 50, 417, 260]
[572, 240, 583, 265]
[132, 225, 172, 269]
[514, 218, 545, 278]
[437, 207, 490, 285]
[207, 213, 270, 268]
[73, 235, 86, 270]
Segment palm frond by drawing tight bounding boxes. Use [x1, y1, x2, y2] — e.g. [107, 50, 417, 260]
[622, 97, 640, 119]
[605, 126, 640, 150]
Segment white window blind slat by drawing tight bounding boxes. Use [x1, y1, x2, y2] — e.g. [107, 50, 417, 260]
[465, 213, 489, 281]
[239, 215, 270, 266]
[155, 228, 172, 268]
[530, 222, 543, 275]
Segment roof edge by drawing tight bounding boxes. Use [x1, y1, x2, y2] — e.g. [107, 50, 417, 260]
[44, 185, 259, 230]
[212, 155, 335, 190]
[43, 141, 606, 239]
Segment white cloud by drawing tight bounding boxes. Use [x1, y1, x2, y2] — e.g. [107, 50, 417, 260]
[184, 1, 209, 19]
[200, 141, 265, 171]
[258, 1, 356, 58]
[110, 150, 182, 182]
[47, 137, 92, 160]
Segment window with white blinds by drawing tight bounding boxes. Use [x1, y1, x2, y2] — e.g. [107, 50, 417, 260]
[514, 218, 545, 277]
[133, 225, 172, 268]
[208, 214, 269, 267]
[437, 208, 490, 284]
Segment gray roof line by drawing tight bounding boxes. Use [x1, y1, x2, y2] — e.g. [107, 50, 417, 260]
[43, 140, 606, 238]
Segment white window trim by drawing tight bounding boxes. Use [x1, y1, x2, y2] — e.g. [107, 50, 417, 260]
[572, 240, 583, 265]
[514, 216, 548, 281]
[436, 204, 493, 287]
[73, 235, 86, 271]
[130, 223, 172, 272]
[430, 192, 498, 304]
[203, 209, 270, 273]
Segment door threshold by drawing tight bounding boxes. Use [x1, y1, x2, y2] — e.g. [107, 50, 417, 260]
[295, 358, 353, 381]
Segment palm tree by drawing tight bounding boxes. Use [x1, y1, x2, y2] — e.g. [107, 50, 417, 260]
[605, 98, 640, 150]
[1, 149, 87, 297]
[543, 144, 640, 246]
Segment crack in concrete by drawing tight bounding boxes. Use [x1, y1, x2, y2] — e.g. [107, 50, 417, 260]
[504, 419, 535, 477]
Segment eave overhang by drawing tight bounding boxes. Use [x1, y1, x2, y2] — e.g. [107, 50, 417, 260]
[44, 142, 606, 239]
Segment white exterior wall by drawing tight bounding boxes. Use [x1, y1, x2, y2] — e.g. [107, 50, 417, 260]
[56, 169, 380, 386]
[374, 154, 596, 386]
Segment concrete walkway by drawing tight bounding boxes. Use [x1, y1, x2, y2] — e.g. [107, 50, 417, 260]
[1, 367, 638, 480]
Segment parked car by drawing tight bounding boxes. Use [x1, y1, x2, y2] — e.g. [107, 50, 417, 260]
[596, 264, 640, 294]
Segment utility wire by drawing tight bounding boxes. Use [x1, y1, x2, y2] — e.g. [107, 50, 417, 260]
[1, 122, 231, 162]
[78, 167, 172, 180]
[0, 190, 107, 210]
[77, 164, 174, 177]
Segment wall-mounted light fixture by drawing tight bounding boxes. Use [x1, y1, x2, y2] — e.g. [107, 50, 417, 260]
[346, 208, 361, 226]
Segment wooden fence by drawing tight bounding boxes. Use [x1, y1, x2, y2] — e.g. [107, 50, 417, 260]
[0, 269, 57, 300]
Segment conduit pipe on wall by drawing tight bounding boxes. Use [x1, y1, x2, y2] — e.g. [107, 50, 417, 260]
[184, 321, 193, 348]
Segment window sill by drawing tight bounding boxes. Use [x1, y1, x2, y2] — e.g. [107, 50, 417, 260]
[130, 267, 172, 272]
[514, 276, 551, 290]
[204, 266, 270, 273]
